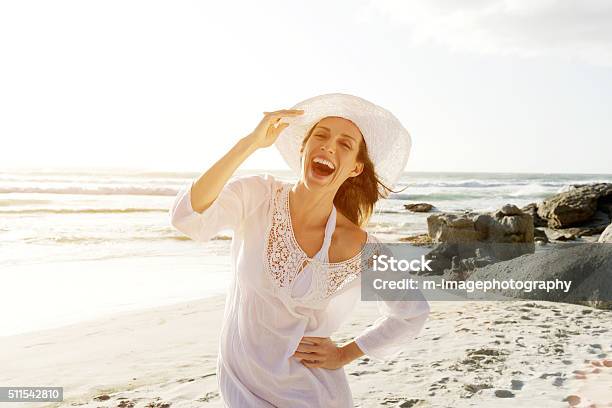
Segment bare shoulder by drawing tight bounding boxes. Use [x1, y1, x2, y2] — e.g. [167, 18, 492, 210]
[330, 212, 368, 263]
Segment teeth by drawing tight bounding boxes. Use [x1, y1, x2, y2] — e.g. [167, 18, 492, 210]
[313, 157, 335, 170]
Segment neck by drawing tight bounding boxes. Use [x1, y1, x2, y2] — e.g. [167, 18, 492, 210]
[289, 181, 337, 229]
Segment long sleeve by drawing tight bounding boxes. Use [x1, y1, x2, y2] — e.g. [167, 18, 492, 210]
[354, 240, 431, 363]
[169, 173, 274, 243]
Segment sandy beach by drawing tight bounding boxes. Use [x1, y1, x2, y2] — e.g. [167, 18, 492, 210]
[2, 295, 610, 408]
[2, 170, 611, 407]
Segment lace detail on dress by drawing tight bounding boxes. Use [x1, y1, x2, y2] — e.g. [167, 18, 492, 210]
[264, 182, 385, 303]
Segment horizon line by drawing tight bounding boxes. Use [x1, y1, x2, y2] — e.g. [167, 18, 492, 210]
[1, 166, 612, 177]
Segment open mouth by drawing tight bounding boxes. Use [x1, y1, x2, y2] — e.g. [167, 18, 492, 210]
[311, 156, 336, 178]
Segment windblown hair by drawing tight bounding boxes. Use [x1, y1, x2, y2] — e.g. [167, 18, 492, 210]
[300, 119, 406, 228]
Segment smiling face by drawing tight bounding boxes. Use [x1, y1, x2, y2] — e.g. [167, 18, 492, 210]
[299, 116, 365, 190]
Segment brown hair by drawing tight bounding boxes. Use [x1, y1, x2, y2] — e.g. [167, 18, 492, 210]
[300, 120, 407, 228]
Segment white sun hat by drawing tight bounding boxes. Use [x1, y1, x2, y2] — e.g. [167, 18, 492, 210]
[274, 93, 411, 190]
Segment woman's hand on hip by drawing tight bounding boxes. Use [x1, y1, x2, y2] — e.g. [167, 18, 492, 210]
[292, 336, 347, 370]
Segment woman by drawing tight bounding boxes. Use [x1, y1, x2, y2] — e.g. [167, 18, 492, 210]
[169, 93, 430, 407]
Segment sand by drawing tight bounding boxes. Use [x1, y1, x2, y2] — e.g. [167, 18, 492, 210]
[1, 296, 610, 408]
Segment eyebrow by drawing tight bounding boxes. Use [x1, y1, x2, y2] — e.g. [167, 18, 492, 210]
[314, 126, 358, 143]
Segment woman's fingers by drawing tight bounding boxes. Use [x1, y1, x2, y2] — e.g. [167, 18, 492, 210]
[263, 109, 303, 114]
[293, 351, 320, 360]
[263, 109, 302, 134]
[295, 343, 320, 353]
[300, 336, 325, 345]
[263, 109, 304, 117]
[247, 109, 302, 149]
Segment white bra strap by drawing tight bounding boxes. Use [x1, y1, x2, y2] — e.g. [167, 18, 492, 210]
[316, 205, 337, 262]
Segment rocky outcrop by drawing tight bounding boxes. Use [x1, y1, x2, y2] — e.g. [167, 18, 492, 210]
[536, 183, 612, 229]
[521, 203, 547, 227]
[599, 224, 612, 243]
[427, 205, 534, 246]
[427, 213, 482, 243]
[520, 183, 612, 242]
[539, 211, 611, 239]
[404, 203, 434, 213]
[467, 243, 612, 309]
[443, 247, 496, 281]
[423, 204, 535, 275]
[542, 227, 579, 241]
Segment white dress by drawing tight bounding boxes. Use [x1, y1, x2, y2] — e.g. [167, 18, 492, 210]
[169, 173, 430, 407]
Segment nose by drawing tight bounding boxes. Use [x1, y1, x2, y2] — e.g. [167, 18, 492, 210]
[320, 143, 334, 154]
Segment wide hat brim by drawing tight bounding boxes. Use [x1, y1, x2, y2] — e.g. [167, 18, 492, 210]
[274, 93, 411, 189]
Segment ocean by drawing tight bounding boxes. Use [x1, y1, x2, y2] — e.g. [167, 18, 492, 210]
[1, 168, 611, 336]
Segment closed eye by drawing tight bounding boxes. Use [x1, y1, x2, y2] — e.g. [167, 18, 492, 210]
[313, 133, 351, 149]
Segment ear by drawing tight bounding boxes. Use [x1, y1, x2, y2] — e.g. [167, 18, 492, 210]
[350, 161, 364, 178]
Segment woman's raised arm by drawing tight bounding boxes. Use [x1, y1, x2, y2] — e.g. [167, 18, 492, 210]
[190, 109, 303, 213]
[169, 109, 303, 242]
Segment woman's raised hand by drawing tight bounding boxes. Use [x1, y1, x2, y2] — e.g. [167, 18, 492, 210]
[247, 109, 304, 149]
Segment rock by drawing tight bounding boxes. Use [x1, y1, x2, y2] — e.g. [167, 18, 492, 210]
[427, 213, 483, 243]
[521, 203, 547, 227]
[398, 233, 434, 246]
[427, 207, 534, 247]
[424, 205, 535, 275]
[526, 184, 612, 241]
[422, 242, 480, 275]
[442, 249, 496, 280]
[500, 204, 522, 216]
[543, 228, 578, 241]
[599, 223, 612, 243]
[399, 400, 424, 408]
[470, 211, 533, 257]
[537, 183, 612, 228]
[540, 213, 610, 240]
[404, 203, 434, 212]
[560, 211, 611, 236]
[534, 228, 549, 243]
[494, 390, 515, 398]
[564, 395, 581, 406]
[599, 199, 612, 218]
[468, 244, 612, 309]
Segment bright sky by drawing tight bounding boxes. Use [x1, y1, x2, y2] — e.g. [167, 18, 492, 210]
[1, 0, 611, 174]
